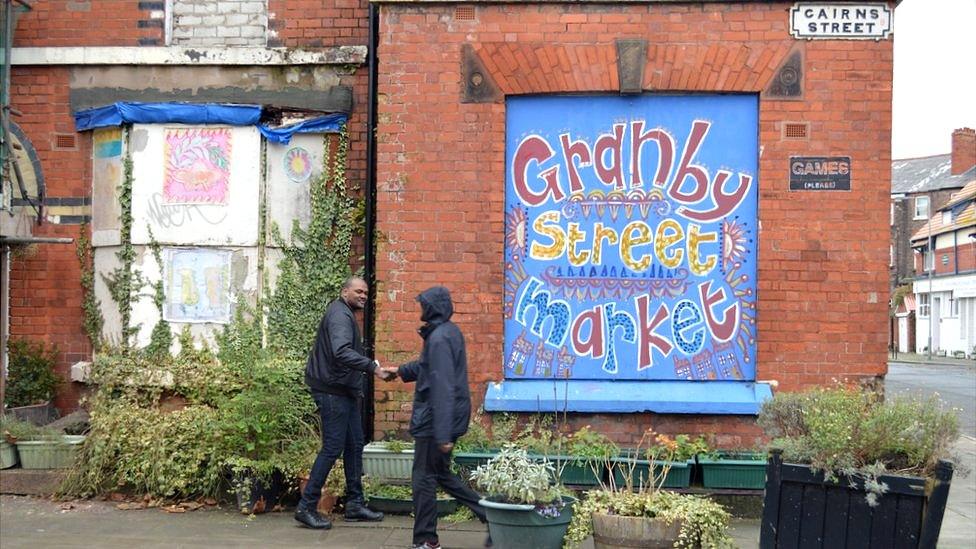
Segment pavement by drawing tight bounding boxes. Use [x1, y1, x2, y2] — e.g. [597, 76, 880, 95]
[0, 358, 973, 548]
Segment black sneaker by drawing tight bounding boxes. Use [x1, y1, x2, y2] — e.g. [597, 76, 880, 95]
[294, 504, 332, 529]
[344, 504, 384, 522]
[484, 533, 493, 547]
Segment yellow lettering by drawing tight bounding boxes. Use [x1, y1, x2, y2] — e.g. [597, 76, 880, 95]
[529, 211, 566, 260]
[655, 219, 684, 268]
[590, 223, 618, 265]
[687, 223, 718, 275]
[620, 221, 652, 272]
[567, 222, 590, 266]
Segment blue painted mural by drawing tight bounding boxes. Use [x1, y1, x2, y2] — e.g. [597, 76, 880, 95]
[503, 94, 758, 382]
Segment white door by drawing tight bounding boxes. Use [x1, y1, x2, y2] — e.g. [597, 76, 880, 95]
[932, 297, 942, 353]
[898, 317, 909, 353]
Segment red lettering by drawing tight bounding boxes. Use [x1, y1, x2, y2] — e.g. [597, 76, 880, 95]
[698, 281, 739, 341]
[630, 121, 674, 188]
[635, 295, 673, 369]
[668, 120, 711, 204]
[593, 123, 626, 189]
[512, 135, 564, 206]
[571, 305, 605, 358]
[678, 172, 752, 222]
[560, 133, 592, 195]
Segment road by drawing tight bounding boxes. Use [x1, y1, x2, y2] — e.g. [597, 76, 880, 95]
[886, 361, 976, 436]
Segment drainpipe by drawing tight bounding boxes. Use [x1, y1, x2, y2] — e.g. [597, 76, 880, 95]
[362, 1, 380, 441]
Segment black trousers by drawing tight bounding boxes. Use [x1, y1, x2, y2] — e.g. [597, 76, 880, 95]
[412, 437, 487, 545]
[300, 392, 365, 509]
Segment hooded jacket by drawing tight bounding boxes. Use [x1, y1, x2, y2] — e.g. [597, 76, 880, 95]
[397, 286, 472, 445]
[305, 297, 376, 397]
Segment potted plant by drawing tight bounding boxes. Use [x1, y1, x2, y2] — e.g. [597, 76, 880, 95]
[566, 431, 734, 549]
[4, 338, 61, 425]
[363, 476, 459, 516]
[757, 386, 958, 548]
[698, 450, 766, 490]
[554, 425, 617, 486]
[7, 419, 84, 470]
[610, 434, 705, 489]
[470, 444, 575, 549]
[0, 415, 43, 469]
[362, 437, 414, 481]
[220, 358, 318, 514]
[453, 414, 498, 473]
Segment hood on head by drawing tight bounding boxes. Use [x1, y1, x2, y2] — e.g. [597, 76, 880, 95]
[416, 286, 453, 324]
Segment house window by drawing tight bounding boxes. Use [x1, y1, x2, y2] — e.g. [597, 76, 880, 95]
[924, 249, 935, 271]
[914, 196, 929, 219]
[949, 295, 959, 317]
[942, 210, 952, 225]
[918, 293, 930, 317]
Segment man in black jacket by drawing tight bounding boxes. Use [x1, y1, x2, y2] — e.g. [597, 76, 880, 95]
[294, 276, 391, 529]
[395, 286, 489, 549]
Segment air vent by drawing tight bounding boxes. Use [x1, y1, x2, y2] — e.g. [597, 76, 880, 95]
[455, 5, 475, 21]
[783, 122, 809, 140]
[53, 133, 77, 150]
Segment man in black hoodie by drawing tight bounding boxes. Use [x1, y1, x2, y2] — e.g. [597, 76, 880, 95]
[395, 286, 490, 549]
[294, 276, 391, 529]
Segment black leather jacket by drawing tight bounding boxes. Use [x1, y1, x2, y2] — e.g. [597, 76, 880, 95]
[305, 298, 376, 397]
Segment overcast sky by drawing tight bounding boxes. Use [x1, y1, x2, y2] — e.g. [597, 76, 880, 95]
[892, 0, 976, 160]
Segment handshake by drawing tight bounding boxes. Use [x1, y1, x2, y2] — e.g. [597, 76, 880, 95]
[373, 361, 398, 382]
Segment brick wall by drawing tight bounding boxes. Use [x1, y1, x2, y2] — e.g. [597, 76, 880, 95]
[8, 67, 93, 411]
[373, 2, 894, 443]
[13, 0, 164, 47]
[267, 0, 368, 47]
[173, 0, 268, 46]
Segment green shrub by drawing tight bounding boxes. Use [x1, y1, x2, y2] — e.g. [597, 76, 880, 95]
[758, 385, 959, 504]
[5, 339, 60, 407]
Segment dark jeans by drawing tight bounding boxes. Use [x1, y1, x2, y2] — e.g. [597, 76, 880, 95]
[412, 437, 487, 545]
[300, 392, 365, 509]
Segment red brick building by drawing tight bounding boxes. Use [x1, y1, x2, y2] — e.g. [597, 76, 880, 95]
[3, 1, 896, 446]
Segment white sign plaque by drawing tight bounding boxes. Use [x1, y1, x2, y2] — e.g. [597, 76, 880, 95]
[791, 3, 893, 40]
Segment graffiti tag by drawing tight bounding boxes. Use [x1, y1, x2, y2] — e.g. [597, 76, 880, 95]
[146, 193, 228, 228]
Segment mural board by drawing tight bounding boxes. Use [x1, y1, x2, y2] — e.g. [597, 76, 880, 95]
[162, 248, 232, 323]
[503, 95, 758, 382]
[91, 128, 123, 237]
[265, 134, 327, 245]
[130, 125, 260, 246]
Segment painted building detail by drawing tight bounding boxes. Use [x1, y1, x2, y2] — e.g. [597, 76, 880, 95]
[503, 95, 758, 382]
[162, 248, 232, 323]
[163, 128, 232, 204]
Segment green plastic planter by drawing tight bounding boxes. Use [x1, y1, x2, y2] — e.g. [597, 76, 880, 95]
[362, 441, 414, 481]
[698, 452, 766, 489]
[611, 458, 693, 489]
[367, 495, 459, 516]
[16, 435, 85, 469]
[453, 451, 497, 472]
[551, 457, 602, 486]
[1, 441, 18, 469]
[480, 496, 575, 549]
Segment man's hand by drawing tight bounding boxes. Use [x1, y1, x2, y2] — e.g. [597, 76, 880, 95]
[438, 442, 454, 454]
[373, 364, 397, 381]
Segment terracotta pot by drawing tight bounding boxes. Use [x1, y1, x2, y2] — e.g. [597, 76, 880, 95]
[591, 512, 682, 549]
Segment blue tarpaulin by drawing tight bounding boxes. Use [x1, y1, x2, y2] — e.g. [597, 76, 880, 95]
[74, 102, 347, 144]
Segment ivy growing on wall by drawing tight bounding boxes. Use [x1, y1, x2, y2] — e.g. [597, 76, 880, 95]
[101, 152, 144, 353]
[76, 224, 103, 351]
[266, 127, 362, 359]
[144, 227, 172, 359]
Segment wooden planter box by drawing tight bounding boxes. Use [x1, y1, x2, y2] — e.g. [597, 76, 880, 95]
[16, 435, 85, 469]
[698, 452, 766, 490]
[610, 458, 693, 489]
[362, 441, 414, 481]
[760, 450, 954, 549]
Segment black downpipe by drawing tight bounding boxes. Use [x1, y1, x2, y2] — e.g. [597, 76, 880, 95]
[362, 2, 380, 443]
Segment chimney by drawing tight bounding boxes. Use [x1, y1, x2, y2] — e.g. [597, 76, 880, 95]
[951, 127, 976, 175]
